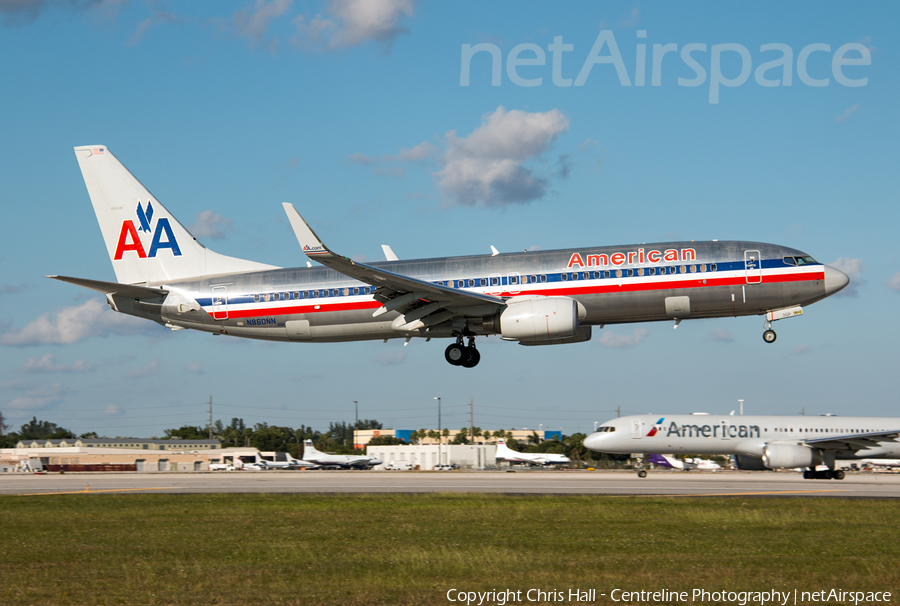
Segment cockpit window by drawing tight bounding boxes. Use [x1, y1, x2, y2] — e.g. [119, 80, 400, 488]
[783, 256, 796, 266]
[795, 255, 817, 266]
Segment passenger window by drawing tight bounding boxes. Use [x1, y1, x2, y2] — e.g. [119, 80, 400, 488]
[491, 277, 499, 286]
[530, 275, 537, 283]
[293, 291, 300, 299]
[468, 279, 474, 287]
[615, 269, 622, 278]
[604, 270, 611, 278]
[699, 264, 707, 272]
[690, 265, 696, 273]
[583, 272, 589, 280]
[353, 288, 359, 295]
[561, 274, 568, 281]
[711, 263, 717, 272]
[264, 293, 270, 302]
[254, 294, 260, 303]
[626, 269, 633, 277]
[540, 275, 547, 282]
[679, 266, 687, 274]
[510, 276, 518, 285]
[343, 288, 350, 296]
[637, 268, 644, 277]
[480, 278, 486, 287]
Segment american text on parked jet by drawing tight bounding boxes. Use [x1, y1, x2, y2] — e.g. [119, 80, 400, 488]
[584, 414, 900, 479]
[51, 146, 850, 367]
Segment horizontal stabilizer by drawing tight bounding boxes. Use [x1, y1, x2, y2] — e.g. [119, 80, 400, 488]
[47, 275, 168, 299]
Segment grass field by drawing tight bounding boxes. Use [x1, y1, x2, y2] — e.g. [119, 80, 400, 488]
[1, 494, 897, 605]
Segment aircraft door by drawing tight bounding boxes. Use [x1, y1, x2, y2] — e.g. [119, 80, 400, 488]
[212, 286, 228, 320]
[507, 272, 522, 295]
[631, 418, 643, 439]
[744, 250, 762, 284]
[488, 273, 503, 295]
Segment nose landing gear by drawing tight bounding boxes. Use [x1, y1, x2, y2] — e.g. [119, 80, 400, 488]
[444, 336, 480, 368]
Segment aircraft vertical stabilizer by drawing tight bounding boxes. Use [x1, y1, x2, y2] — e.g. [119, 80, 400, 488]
[73, 145, 277, 285]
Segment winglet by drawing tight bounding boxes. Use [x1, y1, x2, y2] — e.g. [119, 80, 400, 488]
[282, 203, 329, 257]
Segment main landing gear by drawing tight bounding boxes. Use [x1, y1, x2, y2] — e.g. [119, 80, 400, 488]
[445, 337, 480, 368]
[803, 468, 845, 480]
[762, 319, 777, 343]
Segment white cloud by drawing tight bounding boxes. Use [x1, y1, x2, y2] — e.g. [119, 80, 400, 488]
[830, 257, 865, 297]
[5, 381, 67, 412]
[597, 328, 649, 349]
[709, 329, 734, 342]
[834, 105, 859, 124]
[435, 106, 569, 207]
[189, 210, 234, 240]
[375, 350, 406, 366]
[1, 299, 156, 346]
[127, 10, 182, 47]
[234, 0, 293, 49]
[185, 361, 203, 375]
[1, 283, 28, 295]
[887, 273, 900, 293]
[103, 404, 123, 416]
[0, 0, 125, 27]
[295, 0, 416, 51]
[19, 354, 93, 373]
[618, 3, 640, 28]
[347, 141, 439, 178]
[125, 358, 160, 379]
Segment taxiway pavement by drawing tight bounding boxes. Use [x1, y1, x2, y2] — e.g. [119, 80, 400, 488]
[2, 470, 900, 498]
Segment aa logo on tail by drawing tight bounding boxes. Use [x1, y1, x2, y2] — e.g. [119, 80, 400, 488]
[114, 201, 182, 260]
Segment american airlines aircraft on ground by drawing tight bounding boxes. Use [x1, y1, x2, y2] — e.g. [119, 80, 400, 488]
[494, 438, 571, 466]
[302, 440, 382, 469]
[52, 146, 850, 367]
[584, 414, 900, 479]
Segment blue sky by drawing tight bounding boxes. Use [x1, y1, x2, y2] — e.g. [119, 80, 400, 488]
[0, 1, 897, 438]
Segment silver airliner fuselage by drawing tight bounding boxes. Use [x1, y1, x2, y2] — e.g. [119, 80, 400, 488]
[112, 241, 846, 346]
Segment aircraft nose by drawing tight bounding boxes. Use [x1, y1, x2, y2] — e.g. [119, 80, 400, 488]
[583, 432, 604, 452]
[823, 264, 850, 296]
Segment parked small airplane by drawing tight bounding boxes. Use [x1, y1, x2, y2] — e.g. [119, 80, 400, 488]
[859, 459, 900, 470]
[302, 440, 382, 469]
[647, 453, 721, 471]
[494, 438, 571, 466]
[585, 414, 900, 479]
[53, 146, 849, 367]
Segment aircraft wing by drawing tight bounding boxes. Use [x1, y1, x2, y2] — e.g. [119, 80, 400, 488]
[805, 429, 900, 452]
[47, 275, 168, 299]
[282, 204, 505, 314]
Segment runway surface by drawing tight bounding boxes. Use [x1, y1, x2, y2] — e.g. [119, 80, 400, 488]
[3, 470, 900, 497]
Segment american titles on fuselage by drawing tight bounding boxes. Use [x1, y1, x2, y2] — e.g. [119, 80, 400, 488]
[567, 248, 696, 268]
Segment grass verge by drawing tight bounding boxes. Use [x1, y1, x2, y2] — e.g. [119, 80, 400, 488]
[0, 493, 897, 605]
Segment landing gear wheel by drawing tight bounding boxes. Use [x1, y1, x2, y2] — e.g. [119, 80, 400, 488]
[763, 329, 777, 343]
[803, 470, 814, 480]
[833, 470, 845, 480]
[460, 347, 481, 368]
[637, 470, 647, 478]
[444, 343, 465, 366]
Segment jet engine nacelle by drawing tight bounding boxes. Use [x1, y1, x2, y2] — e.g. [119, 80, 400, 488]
[491, 296, 586, 341]
[734, 455, 768, 471]
[762, 444, 823, 470]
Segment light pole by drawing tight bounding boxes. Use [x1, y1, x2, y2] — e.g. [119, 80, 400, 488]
[539, 423, 543, 442]
[434, 397, 442, 466]
[594, 421, 598, 432]
[353, 401, 358, 450]
[739, 399, 744, 415]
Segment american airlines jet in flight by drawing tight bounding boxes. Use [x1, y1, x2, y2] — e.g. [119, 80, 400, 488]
[51, 146, 849, 367]
[584, 414, 900, 480]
